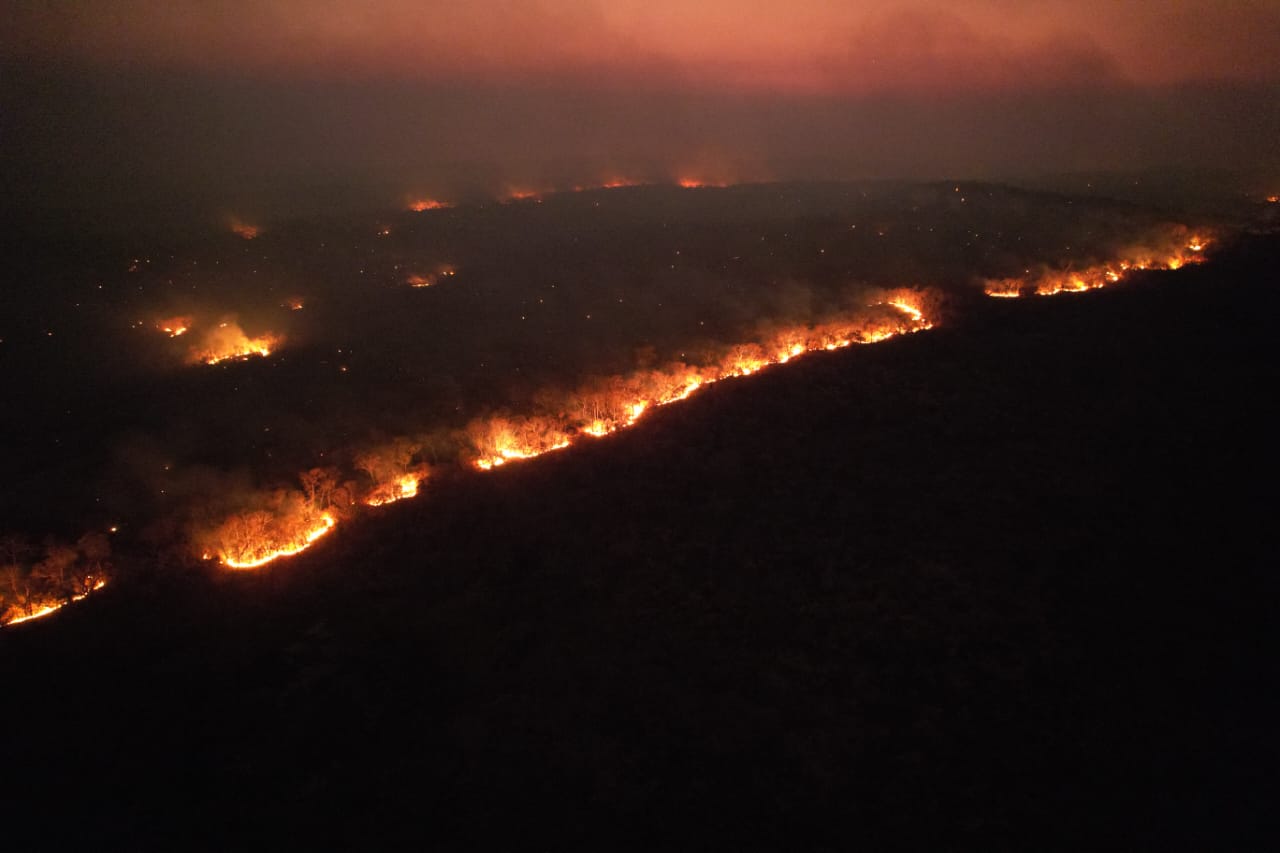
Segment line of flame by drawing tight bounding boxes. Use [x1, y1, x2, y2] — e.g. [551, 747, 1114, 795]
[211, 299, 933, 570]
[4, 579, 108, 627]
[470, 300, 932, 470]
[984, 238, 1208, 299]
[221, 513, 337, 570]
[365, 475, 422, 507]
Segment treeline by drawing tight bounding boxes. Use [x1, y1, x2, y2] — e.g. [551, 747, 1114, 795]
[0, 532, 111, 625]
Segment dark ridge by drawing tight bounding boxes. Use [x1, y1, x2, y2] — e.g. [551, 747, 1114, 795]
[2, 236, 1277, 850]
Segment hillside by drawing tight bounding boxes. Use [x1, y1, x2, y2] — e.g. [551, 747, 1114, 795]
[2, 235, 1277, 850]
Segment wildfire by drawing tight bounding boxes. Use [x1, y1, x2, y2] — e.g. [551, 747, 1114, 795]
[676, 178, 727, 189]
[466, 293, 934, 469]
[983, 234, 1211, 299]
[4, 579, 107, 627]
[365, 474, 421, 507]
[196, 290, 933, 573]
[502, 187, 545, 203]
[1267, 195, 1279, 203]
[984, 280, 1023, 298]
[220, 512, 336, 570]
[283, 298, 305, 311]
[157, 315, 193, 337]
[409, 198, 453, 212]
[180, 288, 933, 580]
[407, 266, 455, 288]
[190, 322, 281, 365]
[229, 218, 261, 240]
[887, 299, 927, 325]
[574, 178, 646, 192]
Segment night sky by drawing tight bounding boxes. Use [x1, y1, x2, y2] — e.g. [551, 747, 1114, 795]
[4, 1, 1278, 218]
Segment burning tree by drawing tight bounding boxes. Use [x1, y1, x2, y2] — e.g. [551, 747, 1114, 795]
[455, 291, 936, 469]
[0, 534, 110, 627]
[982, 227, 1212, 298]
[356, 439, 428, 506]
[210, 489, 336, 570]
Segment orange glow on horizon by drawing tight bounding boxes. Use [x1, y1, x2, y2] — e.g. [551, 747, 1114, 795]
[573, 178, 647, 192]
[409, 198, 453, 212]
[502, 187, 545, 203]
[229, 218, 261, 240]
[9, 4, 1280, 99]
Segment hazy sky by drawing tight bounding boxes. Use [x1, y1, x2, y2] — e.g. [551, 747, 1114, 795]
[7, 1, 1280, 91]
[3, 1, 1278, 218]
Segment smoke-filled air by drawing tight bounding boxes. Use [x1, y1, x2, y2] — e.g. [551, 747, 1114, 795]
[3, 6, 1279, 853]
[1, 175, 1242, 624]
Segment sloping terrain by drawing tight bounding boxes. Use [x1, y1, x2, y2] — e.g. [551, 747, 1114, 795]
[2, 236, 1276, 850]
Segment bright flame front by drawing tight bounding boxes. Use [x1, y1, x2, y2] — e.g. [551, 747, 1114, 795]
[464, 293, 933, 470]
[984, 234, 1210, 299]
[220, 513, 336, 570]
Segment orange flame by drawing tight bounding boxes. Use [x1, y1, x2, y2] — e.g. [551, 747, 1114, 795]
[200, 292, 934, 573]
[229, 218, 261, 240]
[465, 294, 933, 470]
[408, 198, 453, 212]
[573, 178, 646, 192]
[365, 474, 421, 507]
[4, 579, 107, 627]
[157, 315, 193, 337]
[221, 513, 336, 570]
[189, 322, 282, 365]
[984, 234, 1211, 299]
[502, 187, 545, 203]
[676, 178, 728, 189]
[407, 266, 455, 288]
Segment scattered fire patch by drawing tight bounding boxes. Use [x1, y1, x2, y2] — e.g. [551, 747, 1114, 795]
[407, 266, 456, 288]
[229, 218, 261, 240]
[676, 178, 728, 189]
[408, 199, 453, 212]
[157, 315, 193, 337]
[502, 187, 546, 203]
[188, 322, 282, 365]
[1, 532, 112, 628]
